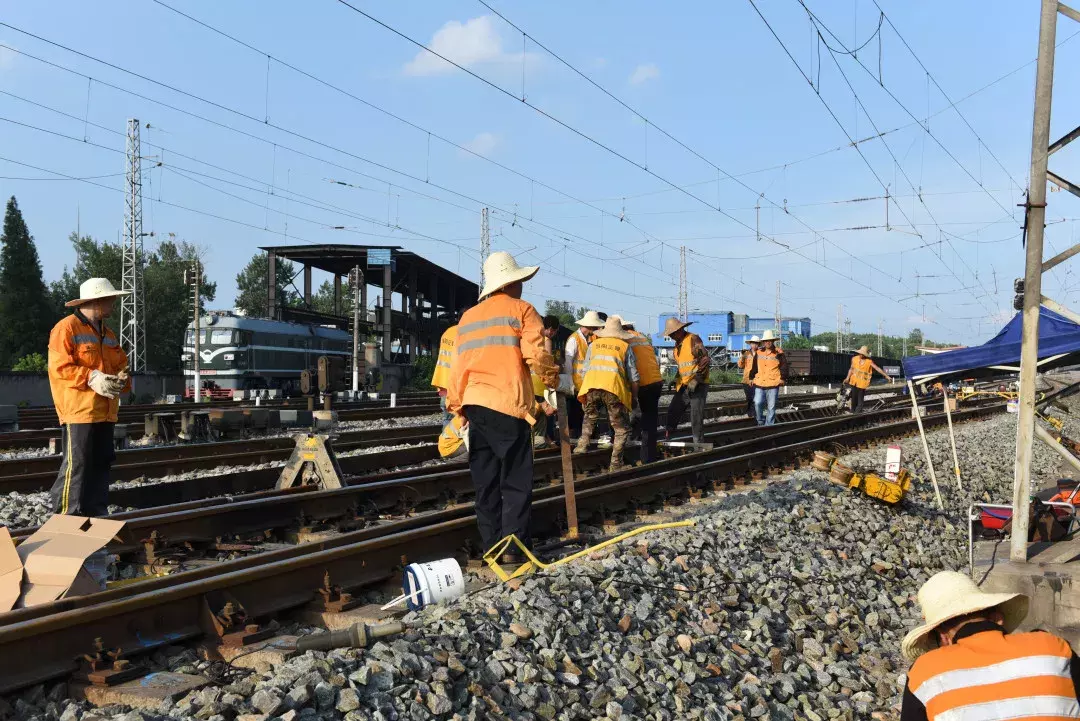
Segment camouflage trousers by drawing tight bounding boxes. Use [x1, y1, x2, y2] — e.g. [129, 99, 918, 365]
[576, 389, 631, 469]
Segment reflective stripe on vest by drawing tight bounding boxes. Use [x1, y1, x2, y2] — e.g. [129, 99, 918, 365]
[627, 332, 662, 386]
[850, 356, 872, 389]
[72, 334, 100, 345]
[754, 349, 782, 388]
[908, 630, 1079, 721]
[579, 338, 632, 407]
[571, 329, 590, 389]
[431, 325, 457, 389]
[674, 334, 701, 390]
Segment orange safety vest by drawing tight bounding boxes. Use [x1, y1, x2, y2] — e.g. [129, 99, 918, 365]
[568, 328, 591, 390]
[738, 352, 754, 384]
[907, 628, 1078, 720]
[438, 414, 469, 458]
[753, 349, 783, 388]
[675, 333, 705, 390]
[48, 311, 130, 425]
[578, 337, 633, 408]
[448, 293, 558, 422]
[430, 325, 457, 390]
[850, 355, 873, 389]
[627, 331, 662, 387]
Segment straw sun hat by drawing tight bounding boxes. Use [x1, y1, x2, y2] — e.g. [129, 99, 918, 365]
[594, 316, 633, 341]
[479, 252, 539, 299]
[856, 345, 871, 357]
[901, 571, 1029, 661]
[662, 317, 692, 337]
[576, 310, 605, 328]
[65, 278, 130, 308]
[759, 329, 779, 341]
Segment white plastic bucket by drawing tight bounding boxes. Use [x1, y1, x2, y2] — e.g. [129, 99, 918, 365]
[401, 558, 464, 611]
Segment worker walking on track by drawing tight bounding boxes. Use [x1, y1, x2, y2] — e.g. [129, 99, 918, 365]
[563, 310, 605, 439]
[48, 278, 131, 517]
[447, 251, 559, 558]
[619, 318, 663, 463]
[738, 336, 760, 418]
[749, 329, 787, 426]
[843, 345, 890, 414]
[663, 317, 711, 444]
[900, 570, 1080, 719]
[431, 314, 459, 423]
[575, 317, 639, 471]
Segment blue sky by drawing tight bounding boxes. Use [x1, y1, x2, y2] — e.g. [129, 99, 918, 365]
[1, 1, 1078, 345]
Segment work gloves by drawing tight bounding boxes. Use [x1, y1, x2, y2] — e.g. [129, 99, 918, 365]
[543, 388, 558, 409]
[89, 370, 125, 399]
[630, 407, 642, 422]
[688, 379, 700, 393]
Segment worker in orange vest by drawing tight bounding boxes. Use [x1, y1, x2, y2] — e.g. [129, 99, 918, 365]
[575, 317, 639, 471]
[619, 318, 663, 464]
[663, 317, 711, 443]
[447, 252, 559, 558]
[48, 278, 131, 516]
[563, 310, 605, 439]
[737, 336, 760, 418]
[900, 570, 1080, 719]
[749, 330, 788, 426]
[431, 312, 460, 423]
[843, 345, 890, 413]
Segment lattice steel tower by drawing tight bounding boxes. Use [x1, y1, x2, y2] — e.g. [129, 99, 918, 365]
[120, 118, 146, 370]
[678, 245, 688, 321]
[480, 207, 490, 288]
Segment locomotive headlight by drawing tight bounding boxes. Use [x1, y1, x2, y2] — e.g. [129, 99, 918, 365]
[181, 353, 191, 361]
[223, 353, 235, 361]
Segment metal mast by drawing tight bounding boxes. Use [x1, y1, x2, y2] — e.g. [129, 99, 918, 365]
[836, 305, 843, 353]
[679, 245, 688, 321]
[120, 119, 146, 371]
[480, 208, 490, 288]
[774, 280, 782, 337]
[877, 319, 883, 356]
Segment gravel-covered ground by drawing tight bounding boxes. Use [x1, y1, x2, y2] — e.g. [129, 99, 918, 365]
[6, 399, 1066, 721]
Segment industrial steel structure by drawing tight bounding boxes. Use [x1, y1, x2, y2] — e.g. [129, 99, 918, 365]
[120, 118, 147, 371]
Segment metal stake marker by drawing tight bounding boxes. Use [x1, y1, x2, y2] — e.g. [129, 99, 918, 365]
[556, 394, 578, 540]
[908, 380, 943, 510]
[943, 390, 963, 490]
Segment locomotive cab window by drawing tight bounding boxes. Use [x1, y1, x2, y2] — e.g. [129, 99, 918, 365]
[184, 329, 207, 345]
[210, 329, 235, 345]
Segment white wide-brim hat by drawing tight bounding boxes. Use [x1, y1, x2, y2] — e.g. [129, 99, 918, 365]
[612, 315, 634, 329]
[901, 571, 1029, 661]
[594, 316, 633, 340]
[576, 310, 605, 328]
[479, 251, 539, 299]
[66, 277, 130, 307]
[749, 335, 761, 344]
[759, 329, 779, 341]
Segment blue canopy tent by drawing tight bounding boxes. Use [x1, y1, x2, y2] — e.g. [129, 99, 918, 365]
[902, 306, 1080, 384]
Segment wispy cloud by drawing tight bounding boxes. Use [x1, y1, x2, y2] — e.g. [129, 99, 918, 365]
[460, 131, 500, 157]
[0, 46, 17, 73]
[404, 16, 522, 77]
[629, 62, 660, 85]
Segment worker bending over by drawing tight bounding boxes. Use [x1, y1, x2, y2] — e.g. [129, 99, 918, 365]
[900, 570, 1080, 720]
[620, 318, 663, 464]
[431, 314, 459, 423]
[575, 317, 639, 472]
[448, 252, 559, 559]
[48, 278, 131, 516]
[749, 330, 787, 426]
[563, 310, 604, 439]
[738, 336, 760, 418]
[663, 317, 710, 444]
[844, 345, 890, 413]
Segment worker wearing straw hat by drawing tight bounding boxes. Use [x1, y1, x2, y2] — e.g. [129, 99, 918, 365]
[662, 316, 710, 444]
[48, 278, 131, 516]
[447, 252, 559, 559]
[900, 570, 1080, 719]
[738, 336, 760, 418]
[619, 317, 663, 464]
[843, 345, 890, 414]
[575, 316, 639, 471]
[562, 309, 605, 439]
[749, 330, 787, 426]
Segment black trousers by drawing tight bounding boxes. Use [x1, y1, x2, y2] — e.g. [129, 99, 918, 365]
[636, 382, 663, 464]
[49, 422, 116, 517]
[666, 384, 708, 443]
[743, 384, 755, 417]
[465, 406, 534, 552]
[850, 386, 866, 413]
[565, 394, 584, 439]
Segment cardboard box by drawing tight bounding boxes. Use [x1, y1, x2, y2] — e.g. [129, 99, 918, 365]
[884, 444, 903, 481]
[0, 527, 22, 612]
[16, 515, 125, 609]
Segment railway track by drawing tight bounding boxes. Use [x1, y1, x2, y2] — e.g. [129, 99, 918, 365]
[0, 401, 1001, 693]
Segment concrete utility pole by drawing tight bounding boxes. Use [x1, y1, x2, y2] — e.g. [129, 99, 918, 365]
[480, 208, 490, 288]
[679, 246, 688, 321]
[774, 281, 782, 338]
[185, 260, 202, 403]
[836, 304, 843, 353]
[120, 118, 147, 371]
[877, 319, 883, 357]
[351, 265, 363, 393]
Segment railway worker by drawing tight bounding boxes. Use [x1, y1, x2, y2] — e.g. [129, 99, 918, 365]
[431, 314, 460, 423]
[563, 310, 605, 439]
[438, 413, 469, 459]
[738, 336, 761, 418]
[663, 317, 711, 444]
[447, 251, 559, 559]
[749, 330, 787, 426]
[47, 278, 131, 517]
[843, 345, 890, 414]
[574, 317, 639, 472]
[900, 570, 1080, 719]
[619, 317, 663, 464]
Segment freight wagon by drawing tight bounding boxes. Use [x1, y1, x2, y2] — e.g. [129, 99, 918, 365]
[783, 349, 902, 382]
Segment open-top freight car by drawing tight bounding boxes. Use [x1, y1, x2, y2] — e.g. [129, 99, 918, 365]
[783, 349, 902, 383]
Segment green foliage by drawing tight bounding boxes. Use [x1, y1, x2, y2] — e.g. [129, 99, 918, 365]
[779, 335, 813, 350]
[11, 352, 47, 372]
[792, 327, 954, 358]
[49, 231, 124, 316]
[234, 252, 298, 317]
[709, 368, 742, 384]
[544, 300, 586, 330]
[0, 197, 56, 368]
[407, 354, 437, 390]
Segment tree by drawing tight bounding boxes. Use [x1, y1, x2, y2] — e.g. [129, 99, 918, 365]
[0, 197, 56, 369]
[544, 300, 586, 329]
[49, 231, 124, 316]
[780, 335, 812, 350]
[144, 240, 216, 371]
[907, 328, 924, 347]
[12, 352, 47, 372]
[234, 252, 297, 317]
